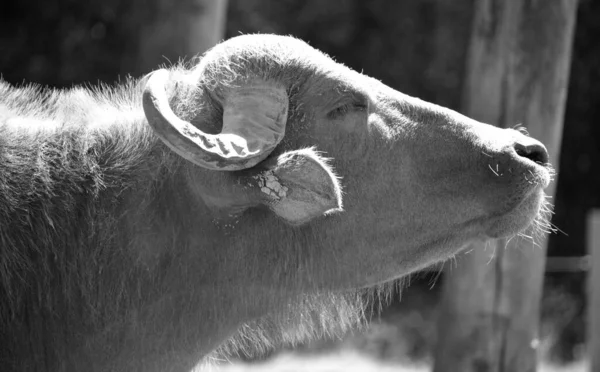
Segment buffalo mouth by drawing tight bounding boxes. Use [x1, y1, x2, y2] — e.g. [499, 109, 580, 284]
[483, 153, 554, 236]
[486, 190, 545, 239]
[513, 153, 553, 190]
[484, 183, 551, 240]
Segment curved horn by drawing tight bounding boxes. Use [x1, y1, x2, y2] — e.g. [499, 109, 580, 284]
[143, 69, 289, 171]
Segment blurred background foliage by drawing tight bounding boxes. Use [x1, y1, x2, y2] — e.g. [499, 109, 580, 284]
[1, 0, 598, 365]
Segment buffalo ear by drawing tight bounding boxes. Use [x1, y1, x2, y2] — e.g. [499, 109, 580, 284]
[253, 149, 343, 225]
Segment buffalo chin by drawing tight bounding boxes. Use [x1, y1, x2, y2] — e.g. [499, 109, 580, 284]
[207, 290, 370, 362]
[484, 188, 547, 239]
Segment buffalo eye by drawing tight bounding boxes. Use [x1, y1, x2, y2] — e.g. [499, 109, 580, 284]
[327, 102, 368, 120]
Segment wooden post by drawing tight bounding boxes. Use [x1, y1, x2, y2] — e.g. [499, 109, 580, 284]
[433, 2, 577, 372]
[588, 210, 600, 372]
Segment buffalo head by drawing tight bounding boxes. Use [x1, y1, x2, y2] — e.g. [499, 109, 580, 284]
[143, 34, 551, 290]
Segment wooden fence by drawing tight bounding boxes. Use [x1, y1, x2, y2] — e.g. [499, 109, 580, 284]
[588, 211, 600, 372]
[433, 1, 578, 371]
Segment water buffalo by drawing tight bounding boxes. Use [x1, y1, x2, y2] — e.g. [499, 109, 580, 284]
[0, 34, 552, 372]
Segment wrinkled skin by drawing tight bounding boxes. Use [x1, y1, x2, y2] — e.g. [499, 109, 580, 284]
[0, 35, 551, 372]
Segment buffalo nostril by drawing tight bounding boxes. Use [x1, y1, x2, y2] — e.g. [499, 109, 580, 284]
[514, 141, 549, 164]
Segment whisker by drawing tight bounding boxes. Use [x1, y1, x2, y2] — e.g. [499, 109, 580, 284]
[550, 222, 567, 236]
[486, 241, 497, 265]
[488, 164, 499, 176]
[452, 254, 458, 269]
[518, 232, 533, 240]
[506, 235, 515, 246]
[513, 123, 530, 136]
[429, 263, 444, 289]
